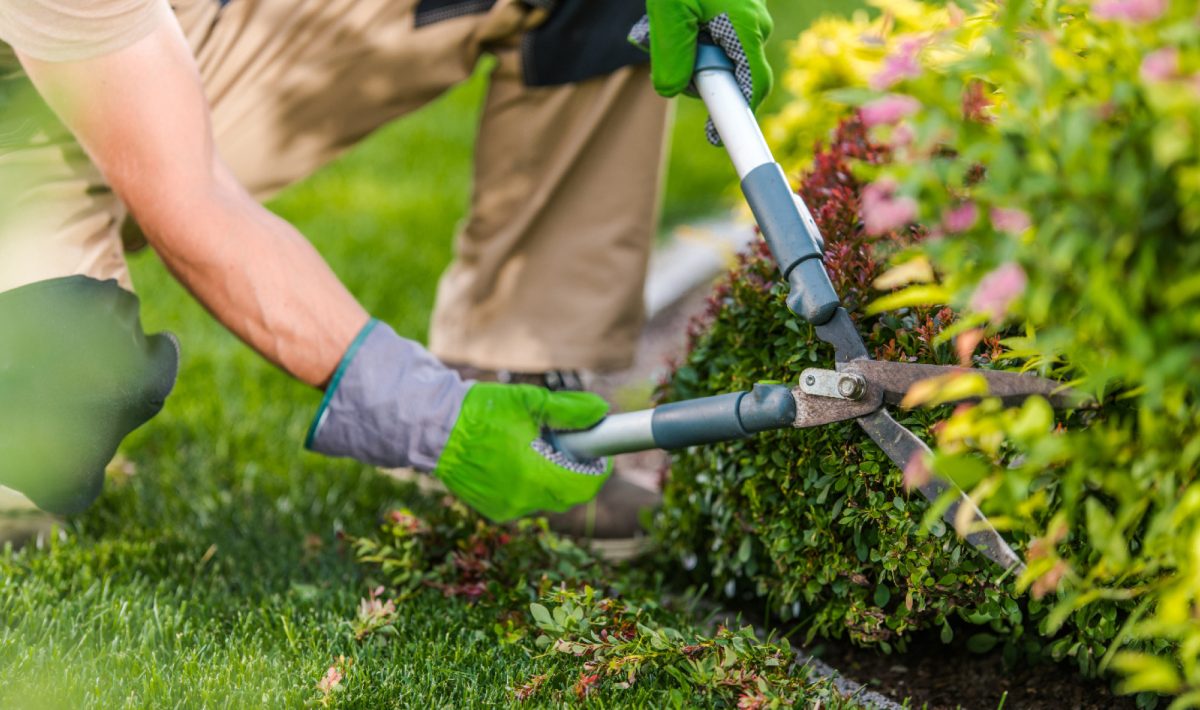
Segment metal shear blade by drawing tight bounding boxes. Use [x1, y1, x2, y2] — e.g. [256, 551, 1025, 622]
[792, 308, 1084, 574]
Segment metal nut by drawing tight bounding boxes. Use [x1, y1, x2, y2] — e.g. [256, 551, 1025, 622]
[837, 375, 865, 401]
[804, 374, 817, 387]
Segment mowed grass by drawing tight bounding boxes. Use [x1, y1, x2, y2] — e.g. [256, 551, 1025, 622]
[0, 4, 860, 706]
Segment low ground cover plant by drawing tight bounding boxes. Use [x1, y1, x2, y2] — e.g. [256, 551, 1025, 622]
[660, 0, 1200, 701]
[348, 496, 854, 707]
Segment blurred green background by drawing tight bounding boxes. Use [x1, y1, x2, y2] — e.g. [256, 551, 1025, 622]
[0, 2, 861, 706]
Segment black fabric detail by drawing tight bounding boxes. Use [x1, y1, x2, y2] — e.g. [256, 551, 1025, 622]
[522, 0, 648, 87]
[414, 0, 499, 28]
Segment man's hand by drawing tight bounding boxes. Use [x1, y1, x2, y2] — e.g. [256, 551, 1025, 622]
[645, 0, 774, 110]
[16, 10, 367, 387]
[434, 384, 612, 522]
[303, 323, 609, 521]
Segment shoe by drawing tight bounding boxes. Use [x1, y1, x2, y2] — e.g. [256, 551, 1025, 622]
[544, 472, 659, 562]
[0, 486, 59, 550]
[445, 363, 661, 560]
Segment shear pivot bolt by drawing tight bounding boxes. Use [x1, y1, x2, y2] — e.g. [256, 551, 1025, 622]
[837, 375, 865, 401]
[804, 375, 817, 387]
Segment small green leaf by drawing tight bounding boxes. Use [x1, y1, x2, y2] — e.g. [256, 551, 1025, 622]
[737, 537, 753, 564]
[966, 633, 999, 654]
[529, 603, 552, 628]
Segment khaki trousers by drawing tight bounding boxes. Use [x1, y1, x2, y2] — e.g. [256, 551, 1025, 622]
[0, 0, 669, 371]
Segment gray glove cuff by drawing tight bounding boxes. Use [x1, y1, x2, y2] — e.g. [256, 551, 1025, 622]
[305, 320, 469, 471]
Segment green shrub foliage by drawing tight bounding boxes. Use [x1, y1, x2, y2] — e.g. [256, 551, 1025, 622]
[656, 119, 1040, 656]
[662, 0, 1200, 697]
[843, 0, 1200, 697]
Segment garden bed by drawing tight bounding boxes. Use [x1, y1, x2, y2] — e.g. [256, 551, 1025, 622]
[810, 634, 1137, 709]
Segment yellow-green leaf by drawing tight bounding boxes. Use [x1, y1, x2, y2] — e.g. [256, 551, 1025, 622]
[866, 284, 951, 315]
[900, 372, 990, 408]
[1110, 652, 1182, 694]
[873, 256, 935, 290]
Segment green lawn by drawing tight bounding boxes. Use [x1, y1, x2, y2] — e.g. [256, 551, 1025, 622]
[0, 4, 860, 706]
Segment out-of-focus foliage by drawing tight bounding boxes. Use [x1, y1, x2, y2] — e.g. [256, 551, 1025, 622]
[764, 0, 972, 170]
[670, 0, 1200, 700]
[847, 0, 1200, 699]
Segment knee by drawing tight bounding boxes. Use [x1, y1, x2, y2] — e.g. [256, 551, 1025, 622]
[0, 277, 179, 514]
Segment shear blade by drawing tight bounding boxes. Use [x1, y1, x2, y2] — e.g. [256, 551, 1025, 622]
[846, 360, 1086, 410]
[856, 409, 1025, 574]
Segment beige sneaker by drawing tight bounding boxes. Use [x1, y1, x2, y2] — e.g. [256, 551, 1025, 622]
[0, 486, 59, 550]
[544, 475, 659, 562]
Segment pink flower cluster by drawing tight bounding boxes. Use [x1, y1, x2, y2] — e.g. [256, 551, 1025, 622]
[861, 180, 918, 235]
[969, 262, 1028, 322]
[1092, 0, 1167, 23]
[990, 206, 1031, 234]
[942, 202, 979, 233]
[871, 37, 926, 90]
[860, 94, 922, 127]
[1140, 47, 1179, 82]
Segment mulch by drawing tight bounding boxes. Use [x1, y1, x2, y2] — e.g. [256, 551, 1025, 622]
[812, 634, 1139, 709]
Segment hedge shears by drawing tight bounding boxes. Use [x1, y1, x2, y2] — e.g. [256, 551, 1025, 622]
[550, 43, 1083, 575]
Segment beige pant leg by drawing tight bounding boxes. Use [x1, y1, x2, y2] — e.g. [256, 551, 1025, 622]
[0, 117, 131, 293]
[175, 0, 541, 200]
[0, 74, 129, 522]
[428, 53, 670, 373]
[175, 0, 669, 372]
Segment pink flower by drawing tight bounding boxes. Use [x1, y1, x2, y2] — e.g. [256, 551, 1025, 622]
[1093, 0, 1166, 23]
[1140, 47, 1179, 82]
[870, 38, 925, 90]
[861, 180, 918, 235]
[942, 202, 979, 233]
[989, 206, 1031, 234]
[969, 262, 1027, 321]
[860, 94, 922, 127]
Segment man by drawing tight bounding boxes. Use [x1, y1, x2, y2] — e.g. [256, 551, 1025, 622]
[0, 0, 773, 538]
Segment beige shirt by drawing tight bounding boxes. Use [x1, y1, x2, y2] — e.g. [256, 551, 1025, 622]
[0, 0, 168, 63]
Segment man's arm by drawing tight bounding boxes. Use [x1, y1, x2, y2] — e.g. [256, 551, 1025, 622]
[13, 5, 615, 522]
[17, 12, 367, 387]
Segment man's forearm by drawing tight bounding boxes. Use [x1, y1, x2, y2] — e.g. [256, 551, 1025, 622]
[17, 19, 368, 389]
[146, 175, 369, 388]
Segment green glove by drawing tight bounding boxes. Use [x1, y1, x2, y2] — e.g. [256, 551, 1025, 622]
[645, 0, 774, 110]
[434, 383, 612, 522]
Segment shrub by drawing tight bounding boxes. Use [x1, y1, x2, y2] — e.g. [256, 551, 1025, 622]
[845, 0, 1200, 697]
[662, 0, 1200, 698]
[656, 118, 1037, 657]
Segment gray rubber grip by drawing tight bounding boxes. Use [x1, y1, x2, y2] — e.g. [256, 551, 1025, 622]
[741, 163, 840, 324]
[650, 384, 797, 450]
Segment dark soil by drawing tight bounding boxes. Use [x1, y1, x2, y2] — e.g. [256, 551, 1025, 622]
[811, 634, 1138, 709]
